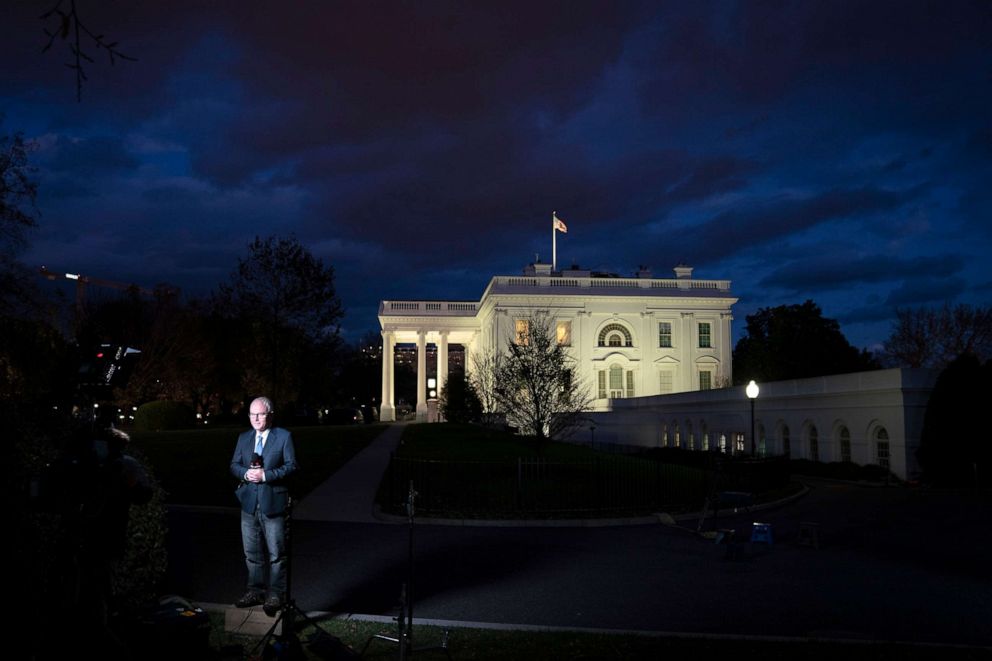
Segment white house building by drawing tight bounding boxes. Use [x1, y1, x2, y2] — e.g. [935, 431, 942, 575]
[378, 261, 938, 480]
[378, 262, 738, 422]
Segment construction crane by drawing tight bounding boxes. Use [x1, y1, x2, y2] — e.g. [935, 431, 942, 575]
[38, 266, 175, 311]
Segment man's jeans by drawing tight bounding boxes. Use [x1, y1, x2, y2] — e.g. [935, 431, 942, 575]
[241, 507, 287, 596]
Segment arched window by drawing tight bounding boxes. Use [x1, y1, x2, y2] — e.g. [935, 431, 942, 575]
[598, 323, 633, 347]
[701, 422, 709, 451]
[686, 420, 694, 451]
[875, 427, 890, 469]
[809, 425, 819, 462]
[661, 423, 669, 447]
[781, 425, 791, 458]
[839, 426, 851, 463]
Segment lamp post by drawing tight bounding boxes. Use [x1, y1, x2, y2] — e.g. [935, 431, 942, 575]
[746, 380, 759, 456]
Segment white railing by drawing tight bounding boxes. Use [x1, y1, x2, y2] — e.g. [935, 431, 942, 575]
[380, 300, 478, 316]
[491, 276, 731, 292]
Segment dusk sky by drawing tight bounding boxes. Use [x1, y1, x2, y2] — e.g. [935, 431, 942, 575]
[2, 1, 990, 348]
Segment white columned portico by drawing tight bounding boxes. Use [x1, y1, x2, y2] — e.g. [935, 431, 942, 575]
[416, 330, 428, 421]
[380, 330, 395, 422]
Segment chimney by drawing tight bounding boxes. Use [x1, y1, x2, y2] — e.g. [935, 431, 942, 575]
[674, 264, 693, 279]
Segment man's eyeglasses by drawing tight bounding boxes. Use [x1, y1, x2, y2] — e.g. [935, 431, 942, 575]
[249, 412, 271, 419]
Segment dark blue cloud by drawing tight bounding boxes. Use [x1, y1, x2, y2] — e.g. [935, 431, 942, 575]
[759, 254, 963, 292]
[0, 1, 989, 348]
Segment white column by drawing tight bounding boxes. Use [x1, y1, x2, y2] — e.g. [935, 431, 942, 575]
[380, 330, 395, 421]
[416, 330, 428, 421]
[680, 312, 694, 392]
[720, 312, 733, 385]
[463, 331, 478, 378]
[640, 311, 654, 396]
[438, 330, 449, 400]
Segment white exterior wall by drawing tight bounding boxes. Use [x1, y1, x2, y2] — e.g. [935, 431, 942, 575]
[581, 368, 938, 481]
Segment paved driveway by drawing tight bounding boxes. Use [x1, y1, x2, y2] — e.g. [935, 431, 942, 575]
[166, 479, 991, 646]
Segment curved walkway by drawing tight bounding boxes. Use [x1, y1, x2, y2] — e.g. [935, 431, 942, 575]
[293, 422, 407, 522]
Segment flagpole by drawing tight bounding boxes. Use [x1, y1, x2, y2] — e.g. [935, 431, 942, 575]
[552, 211, 557, 272]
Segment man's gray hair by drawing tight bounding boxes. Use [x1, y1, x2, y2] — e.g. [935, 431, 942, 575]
[252, 396, 274, 413]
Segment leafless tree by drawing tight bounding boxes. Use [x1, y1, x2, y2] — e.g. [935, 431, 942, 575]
[491, 312, 593, 442]
[882, 303, 992, 368]
[469, 349, 505, 426]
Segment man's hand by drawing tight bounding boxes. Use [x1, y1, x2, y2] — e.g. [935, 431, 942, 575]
[246, 468, 265, 483]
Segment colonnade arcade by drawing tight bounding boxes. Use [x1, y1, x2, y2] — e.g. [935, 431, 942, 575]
[379, 327, 478, 422]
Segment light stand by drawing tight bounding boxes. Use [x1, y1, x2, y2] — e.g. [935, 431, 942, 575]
[362, 481, 451, 660]
[251, 497, 344, 659]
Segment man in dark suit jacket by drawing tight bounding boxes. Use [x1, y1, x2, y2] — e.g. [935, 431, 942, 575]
[230, 396, 299, 614]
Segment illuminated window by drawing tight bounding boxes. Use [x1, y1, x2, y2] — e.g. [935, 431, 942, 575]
[661, 424, 669, 447]
[514, 319, 529, 345]
[698, 322, 711, 348]
[556, 320, 572, 346]
[658, 322, 672, 347]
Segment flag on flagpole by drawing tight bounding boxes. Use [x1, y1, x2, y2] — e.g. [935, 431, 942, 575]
[553, 211, 568, 233]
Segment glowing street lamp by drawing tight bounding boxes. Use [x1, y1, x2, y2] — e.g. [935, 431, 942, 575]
[746, 380, 759, 456]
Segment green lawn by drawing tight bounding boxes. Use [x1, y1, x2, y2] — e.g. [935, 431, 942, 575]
[379, 423, 710, 518]
[129, 424, 385, 507]
[205, 615, 987, 661]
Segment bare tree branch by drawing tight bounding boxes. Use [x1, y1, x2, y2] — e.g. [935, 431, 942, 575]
[41, 0, 137, 101]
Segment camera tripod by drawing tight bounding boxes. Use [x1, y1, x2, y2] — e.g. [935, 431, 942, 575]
[361, 481, 451, 660]
[251, 496, 345, 659]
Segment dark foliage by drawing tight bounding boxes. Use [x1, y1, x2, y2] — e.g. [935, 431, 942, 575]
[215, 235, 344, 407]
[439, 372, 483, 424]
[133, 400, 196, 431]
[733, 300, 879, 384]
[917, 354, 991, 487]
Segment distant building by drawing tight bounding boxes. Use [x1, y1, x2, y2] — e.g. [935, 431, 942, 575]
[378, 262, 737, 421]
[583, 368, 938, 481]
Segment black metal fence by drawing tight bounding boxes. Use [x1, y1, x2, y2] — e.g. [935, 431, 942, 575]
[381, 451, 791, 518]
[382, 453, 715, 517]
